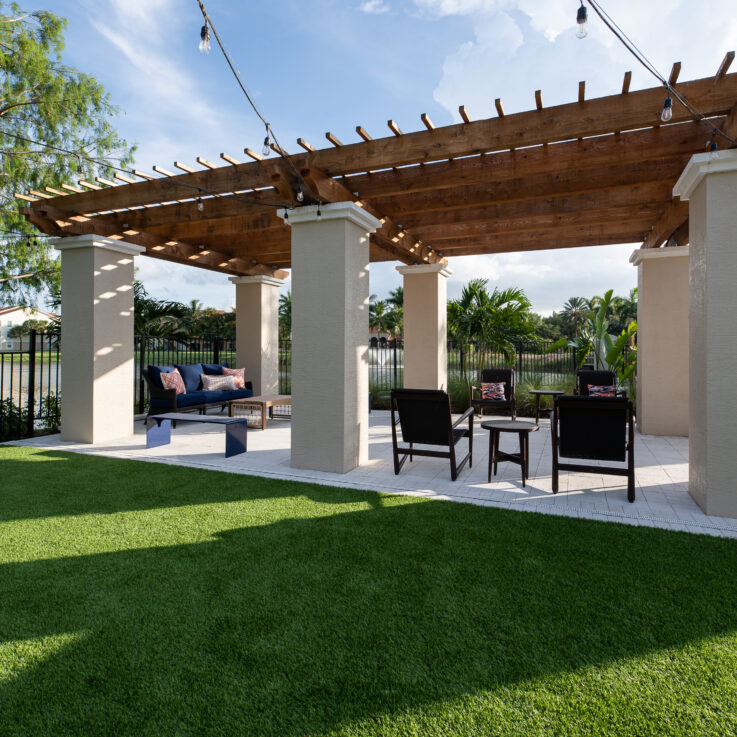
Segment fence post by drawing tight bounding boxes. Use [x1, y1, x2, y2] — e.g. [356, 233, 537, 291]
[26, 329, 36, 438]
[517, 341, 523, 376]
[213, 335, 220, 364]
[137, 336, 146, 415]
[392, 339, 398, 387]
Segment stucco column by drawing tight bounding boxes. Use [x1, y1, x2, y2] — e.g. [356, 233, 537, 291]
[54, 235, 144, 443]
[278, 202, 380, 473]
[673, 150, 737, 518]
[396, 263, 453, 390]
[229, 274, 286, 396]
[629, 246, 689, 436]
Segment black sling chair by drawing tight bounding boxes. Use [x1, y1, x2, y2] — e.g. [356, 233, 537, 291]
[390, 389, 474, 481]
[551, 395, 636, 502]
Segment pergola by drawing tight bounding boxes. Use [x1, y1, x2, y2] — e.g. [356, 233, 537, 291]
[17, 58, 737, 517]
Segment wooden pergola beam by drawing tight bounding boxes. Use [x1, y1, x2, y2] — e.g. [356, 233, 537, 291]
[22, 204, 286, 278]
[370, 158, 687, 217]
[327, 120, 718, 201]
[33, 73, 737, 215]
[398, 182, 673, 229]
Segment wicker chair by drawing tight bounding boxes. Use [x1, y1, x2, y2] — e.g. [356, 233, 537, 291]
[390, 389, 474, 481]
[470, 368, 516, 419]
[551, 395, 635, 502]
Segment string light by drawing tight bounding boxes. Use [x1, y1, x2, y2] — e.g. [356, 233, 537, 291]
[317, 200, 322, 217]
[295, 185, 304, 203]
[578, 0, 737, 151]
[262, 131, 272, 157]
[197, 194, 204, 211]
[576, 1, 588, 38]
[660, 95, 673, 122]
[199, 22, 211, 54]
[708, 134, 719, 160]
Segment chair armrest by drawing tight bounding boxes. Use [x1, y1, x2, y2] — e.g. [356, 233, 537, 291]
[470, 385, 479, 400]
[147, 384, 176, 402]
[453, 406, 474, 428]
[245, 380, 253, 391]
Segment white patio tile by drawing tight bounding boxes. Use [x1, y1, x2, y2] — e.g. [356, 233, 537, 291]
[7, 410, 737, 539]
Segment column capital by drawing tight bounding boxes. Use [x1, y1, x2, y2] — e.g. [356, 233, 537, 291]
[673, 149, 737, 201]
[229, 274, 287, 288]
[396, 263, 453, 278]
[52, 234, 145, 257]
[630, 245, 689, 266]
[277, 202, 381, 233]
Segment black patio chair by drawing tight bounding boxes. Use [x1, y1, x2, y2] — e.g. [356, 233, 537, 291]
[551, 395, 636, 502]
[390, 388, 474, 481]
[575, 369, 626, 397]
[470, 368, 516, 419]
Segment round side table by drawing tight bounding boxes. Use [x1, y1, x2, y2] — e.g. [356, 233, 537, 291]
[528, 389, 564, 424]
[481, 420, 539, 487]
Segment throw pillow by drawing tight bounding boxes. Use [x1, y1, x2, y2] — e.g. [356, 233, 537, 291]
[222, 367, 246, 389]
[481, 382, 506, 400]
[201, 374, 237, 391]
[588, 384, 616, 397]
[160, 369, 186, 395]
[175, 363, 205, 393]
[202, 363, 230, 375]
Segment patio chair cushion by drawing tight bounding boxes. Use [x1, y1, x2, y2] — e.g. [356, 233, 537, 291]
[588, 384, 616, 397]
[222, 367, 246, 388]
[481, 382, 506, 400]
[175, 363, 205, 393]
[201, 374, 237, 391]
[160, 369, 186, 395]
[175, 390, 231, 408]
[201, 363, 230, 375]
[228, 388, 254, 400]
[147, 365, 175, 389]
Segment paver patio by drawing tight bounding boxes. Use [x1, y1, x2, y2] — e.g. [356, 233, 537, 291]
[12, 411, 737, 539]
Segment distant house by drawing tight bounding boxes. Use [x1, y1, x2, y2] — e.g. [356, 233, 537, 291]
[0, 306, 56, 351]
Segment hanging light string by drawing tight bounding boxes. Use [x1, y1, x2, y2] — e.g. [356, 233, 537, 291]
[583, 0, 737, 152]
[195, 0, 306, 199]
[0, 128, 292, 211]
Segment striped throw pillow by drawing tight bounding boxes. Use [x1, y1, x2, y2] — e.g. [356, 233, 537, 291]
[160, 369, 186, 395]
[201, 374, 237, 391]
[222, 367, 246, 389]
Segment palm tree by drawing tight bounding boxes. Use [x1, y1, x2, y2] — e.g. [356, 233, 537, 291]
[369, 298, 392, 334]
[134, 281, 189, 337]
[387, 286, 403, 309]
[278, 290, 292, 339]
[560, 297, 589, 340]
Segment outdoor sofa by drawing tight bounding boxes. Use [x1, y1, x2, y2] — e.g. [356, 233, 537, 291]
[142, 362, 253, 417]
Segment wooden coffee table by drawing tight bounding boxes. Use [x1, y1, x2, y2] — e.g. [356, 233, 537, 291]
[229, 394, 291, 430]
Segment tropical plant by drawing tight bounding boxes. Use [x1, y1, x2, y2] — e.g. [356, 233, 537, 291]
[560, 297, 589, 339]
[278, 290, 291, 339]
[134, 282, 189, 337]
[448, 280, 537, 367]
[0, 5, 134, 305]
[369, 297, 393, 334]
[569, 289, 637, 392]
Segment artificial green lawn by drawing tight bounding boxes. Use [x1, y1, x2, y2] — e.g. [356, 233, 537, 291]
[0, 445, 736, 736]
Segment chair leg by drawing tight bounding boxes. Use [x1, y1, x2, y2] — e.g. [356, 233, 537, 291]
[493, 432, 499, 475]
[519, 431, 526, 487]
[409, 441, 413, 462]
[450, 447, 458, 481]
[487, 431, 494, 483]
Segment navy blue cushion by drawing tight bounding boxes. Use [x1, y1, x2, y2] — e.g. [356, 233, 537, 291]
[174, 363, 204, 393]
[201, 363, 229, 375]
[147, 365, 175, 390]
[176, 390, 230, 407]
[228, 388, 254, 400]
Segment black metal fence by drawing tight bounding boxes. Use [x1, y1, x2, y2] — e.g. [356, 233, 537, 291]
[1, 334, 577, 440]
[0, 330, 61, 442]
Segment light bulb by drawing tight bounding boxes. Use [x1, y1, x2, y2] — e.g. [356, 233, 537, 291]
[661, 96, 673, 122]
[296, 186, 304, 203]
[317, 201, 322, 217]
[576, 3, 588, 38]
[197, 196, 204, 212]
[710, 141, 719, 160]
[262, 135, 271, 157]
[199, 24, 211, 54]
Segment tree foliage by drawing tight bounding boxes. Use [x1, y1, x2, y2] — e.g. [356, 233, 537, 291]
[0, 4, 135, 305]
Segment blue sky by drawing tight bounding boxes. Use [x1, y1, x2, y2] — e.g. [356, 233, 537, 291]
[46, 0, 737, 313]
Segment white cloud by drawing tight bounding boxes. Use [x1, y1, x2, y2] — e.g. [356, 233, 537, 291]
[359, 0, 391, 14]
